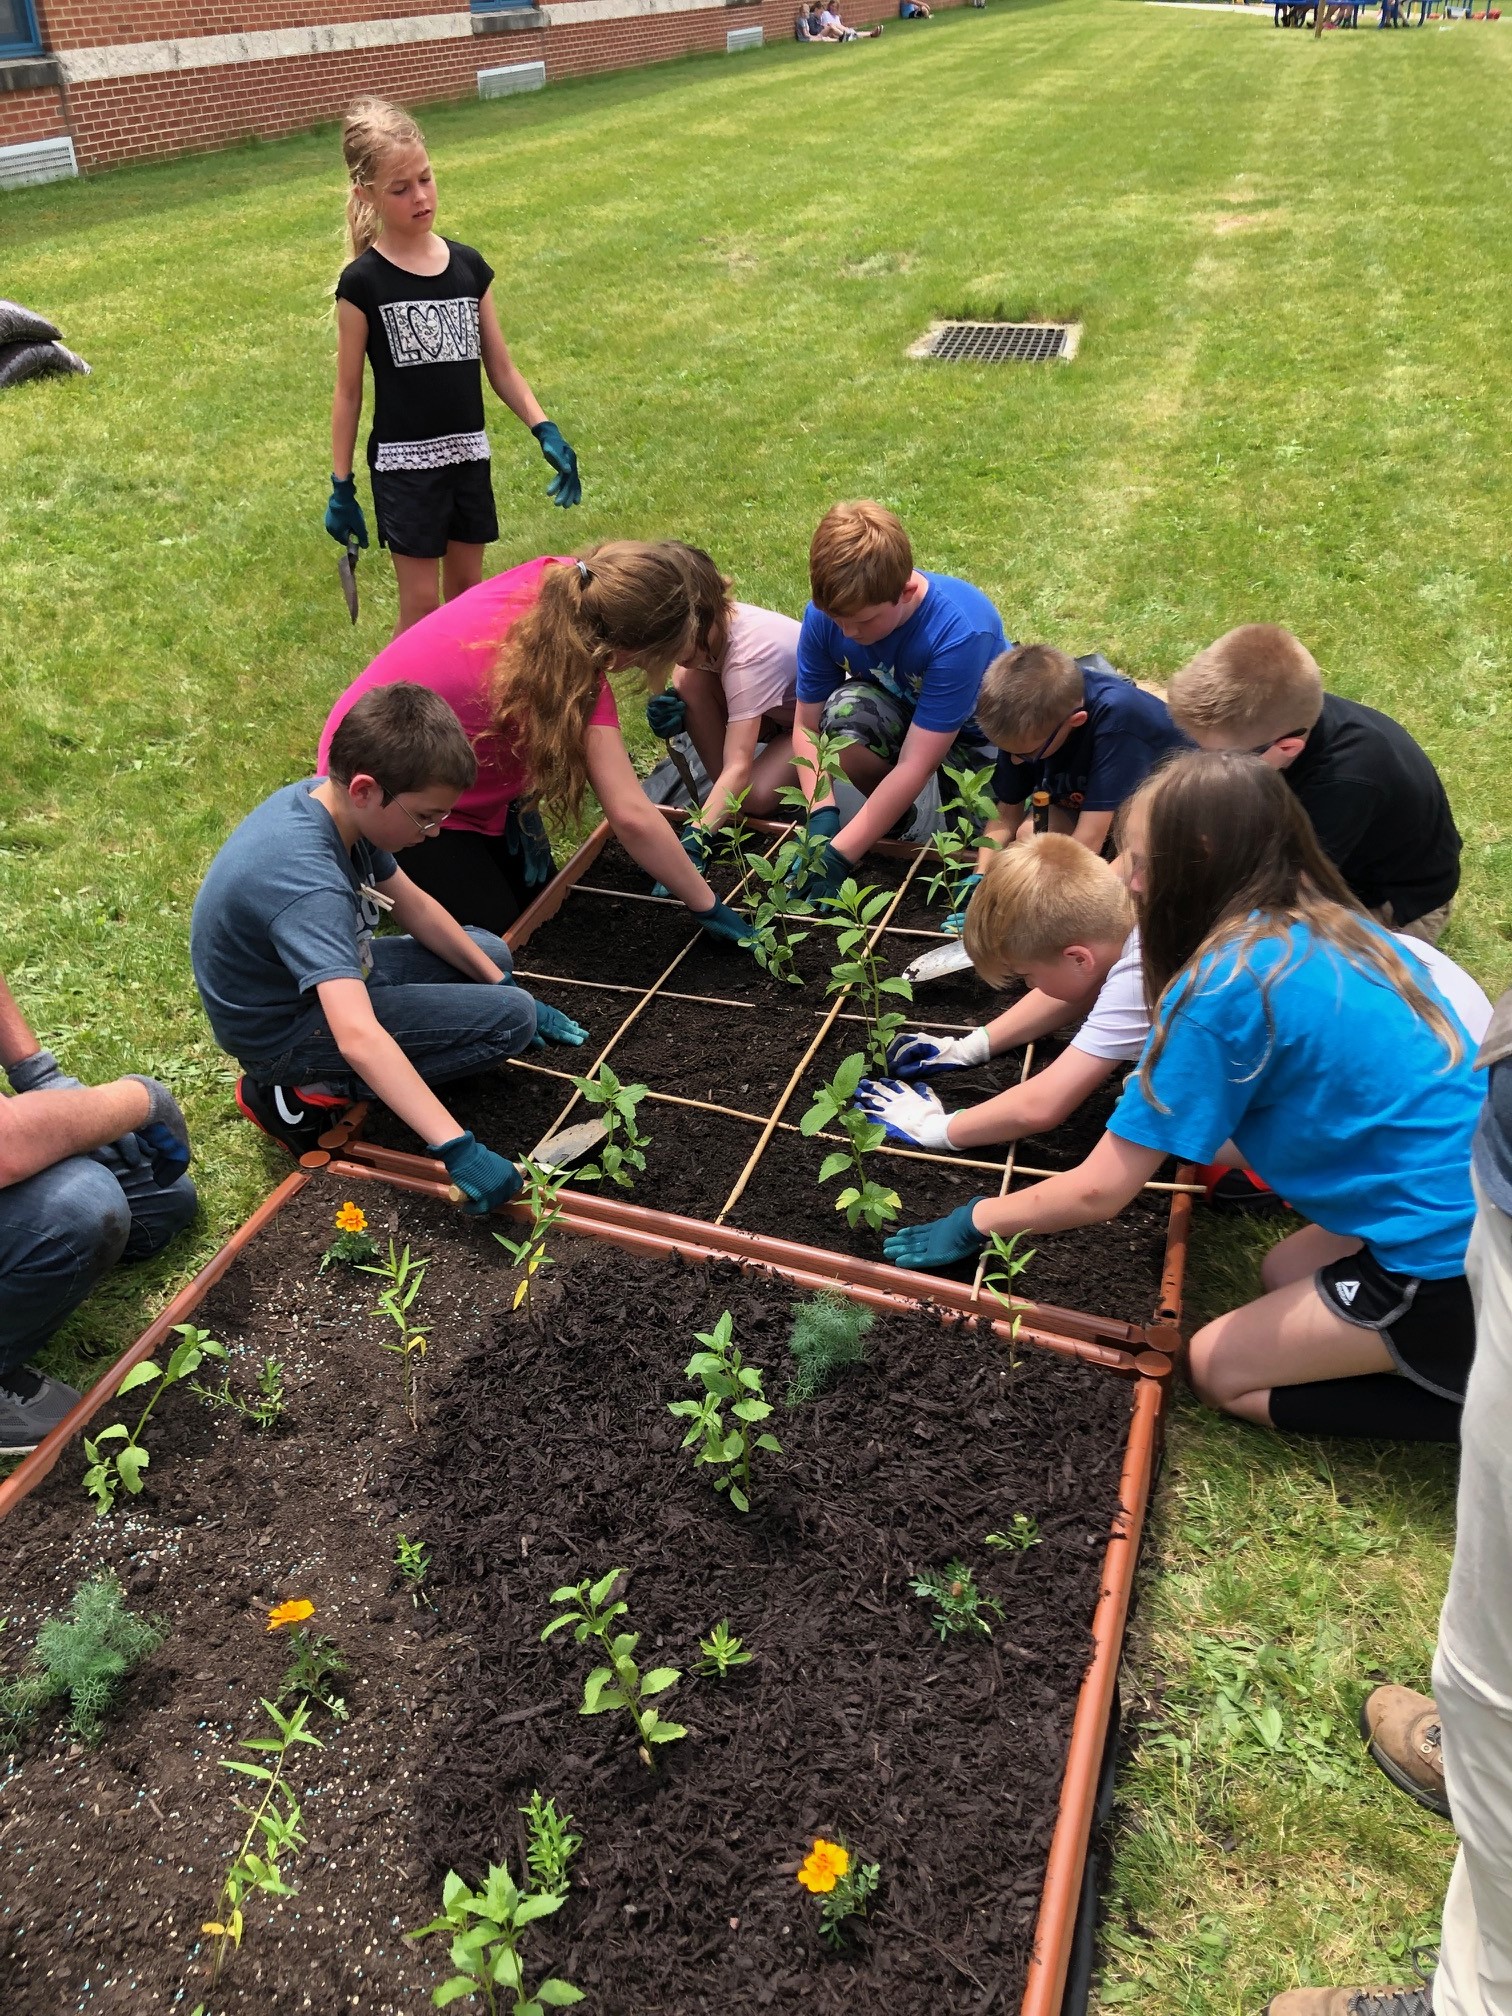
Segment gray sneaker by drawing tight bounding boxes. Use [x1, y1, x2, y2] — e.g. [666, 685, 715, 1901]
[0, 1367, 82, 1455]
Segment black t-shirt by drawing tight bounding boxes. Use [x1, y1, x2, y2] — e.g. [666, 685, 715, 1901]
[334, 239, 495, 472]
[992, 657, 1191, 814]
[1285, 692, 1460, 923]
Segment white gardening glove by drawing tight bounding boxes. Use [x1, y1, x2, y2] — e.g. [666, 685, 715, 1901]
[853, 1078, 958, 1151]
[883, 1026, 991, 1078]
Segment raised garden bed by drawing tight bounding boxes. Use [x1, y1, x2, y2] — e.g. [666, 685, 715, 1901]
[0, 1174, 1161, 2016]
[357, 825, 1190, 1337]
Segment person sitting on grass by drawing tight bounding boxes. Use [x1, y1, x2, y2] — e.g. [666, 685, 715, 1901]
[883, 752, 1484, 1445]
[795, 5, 829, 37]
[1167, 623, 1461, 943]
[820, 2, 884, 33]
[859, 832, 1490, 1163]
[976, 643, 1190, 866]
[787, 499, 1009, 902]
[192, 683, 582, 1208]
[646, 545, 801, 872]
[899, 0, 933, 18]
[317, 542, 755, 947]
[0, 967, 196, 1453]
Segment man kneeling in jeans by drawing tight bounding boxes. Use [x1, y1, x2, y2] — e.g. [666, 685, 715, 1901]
[0, 967, 196, 1453]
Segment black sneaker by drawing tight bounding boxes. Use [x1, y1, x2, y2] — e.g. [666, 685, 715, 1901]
[0, 1366, 83, 1456]
[235, 1076, 345, 1158]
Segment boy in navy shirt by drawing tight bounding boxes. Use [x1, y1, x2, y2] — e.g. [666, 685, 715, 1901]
[978, 643, 1189, 861]
[788, 500, 1008, 900]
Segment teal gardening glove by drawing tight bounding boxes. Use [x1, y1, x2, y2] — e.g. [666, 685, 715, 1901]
[531, 421, 581, 508]
[430, 1132, 524, 1216]
[324, 473, 369, 548]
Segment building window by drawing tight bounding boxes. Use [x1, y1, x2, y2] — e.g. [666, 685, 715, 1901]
[470, 0, 536, 13]
[0, 0, 45, 55]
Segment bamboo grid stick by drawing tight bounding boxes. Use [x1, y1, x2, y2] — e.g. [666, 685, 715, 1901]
[569, 882, 951, 942]
[511, 967, 982, 1037]
[969, 1038, 1034, 1306]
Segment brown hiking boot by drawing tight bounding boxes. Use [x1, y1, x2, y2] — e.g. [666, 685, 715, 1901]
[1263, 1989, 1432, 2015]
[1360, 1684, 1451, 1819]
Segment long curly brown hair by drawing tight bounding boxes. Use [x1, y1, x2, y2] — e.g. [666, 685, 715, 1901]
[488, 543, 695, 824]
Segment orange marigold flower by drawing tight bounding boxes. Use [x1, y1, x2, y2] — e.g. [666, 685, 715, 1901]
[335, 1202, 367, 1234]
[267, 1599, 315, 1632]
[797, 1838, 850, 1894]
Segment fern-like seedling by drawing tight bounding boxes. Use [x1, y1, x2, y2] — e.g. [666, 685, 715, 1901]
[786, 1291, 875, 1403]
[0, 1576, 162, 1747]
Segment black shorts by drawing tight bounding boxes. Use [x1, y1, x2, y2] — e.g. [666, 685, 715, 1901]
[370, 457, 498, 558]
[1315, 1247, 1475, 1402]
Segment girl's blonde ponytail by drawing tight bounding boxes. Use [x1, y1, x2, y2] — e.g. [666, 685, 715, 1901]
[341, 96, 425, 261]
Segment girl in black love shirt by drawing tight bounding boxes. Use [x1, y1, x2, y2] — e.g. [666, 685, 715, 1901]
[327, 96, 582, 636]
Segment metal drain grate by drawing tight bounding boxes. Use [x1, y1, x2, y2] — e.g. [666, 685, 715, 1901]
[911, 320, 1081, 363]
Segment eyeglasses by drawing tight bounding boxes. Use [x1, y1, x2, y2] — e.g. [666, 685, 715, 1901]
[384, 792, 445, 837]
[1244, 729, 1307, 756]
[1008, 710, 1081, 766]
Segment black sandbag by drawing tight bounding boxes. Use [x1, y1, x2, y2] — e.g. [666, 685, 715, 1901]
[0, 299, 61, 345]
[0, 340, 91, 389]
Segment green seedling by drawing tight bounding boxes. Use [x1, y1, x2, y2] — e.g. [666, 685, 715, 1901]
[82, 1323, 227, 1516]
[786, 1290, 874, 1403]
[494, 1160, 570, 1323]
[541, 1569, 686, 1767]
[667, 1309, 781, 1513]
[570, 1063, 652, 1191]
[277, 1628, 349, 1720]
[741, 849, 810, 986]
[320, 1201, 380, 1272]
[923, 760, 1001, 913]
[801, 1053, 900, 1232]
[798, 1837, 882, 1948]
[0, 1575, 163, 1748]
[519, 1791, 582, 1901]
[693, 1619, 753, 1680]
[911, 1559, 1005, 1642]
[396, 1533, 432, 1606]
[413, 1861, 584, 2014]
[203, 1695, 322, 1985]
[824, 879, 914, 1071]
[982, 1231, 1037, 1351]
[772, 729, 851, 905]
[194, 1354, 286, 1434]
[360, 1240, 429, 1429]
[986, 1514, 1041, 1552]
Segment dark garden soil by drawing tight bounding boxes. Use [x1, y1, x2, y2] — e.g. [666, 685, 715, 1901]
[363, 840, 1172, 1326]
[0, 1179, 1138, 2016]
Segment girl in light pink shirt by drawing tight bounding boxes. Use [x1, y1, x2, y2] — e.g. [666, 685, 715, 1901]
[667, 546, 800, 836]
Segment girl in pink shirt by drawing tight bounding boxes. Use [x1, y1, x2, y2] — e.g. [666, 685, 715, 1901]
[318, 543, 753, 946]
[658, 547, 800, 850]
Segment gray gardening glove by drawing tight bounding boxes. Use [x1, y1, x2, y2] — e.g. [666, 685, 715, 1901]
[123, 1075, 193, 1187]
[5, 1048, 82, 1095]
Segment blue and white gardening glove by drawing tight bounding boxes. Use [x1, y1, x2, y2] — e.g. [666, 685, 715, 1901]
[123, 1076, 192, 1186]
[429, 1132, 524, 1216]
[324, 472, 369, 548]
[885, 1026, 991, 1079]
[883, 1198, 991, 1272]
[505, 801, 555, 888]
[531, 421, 581, 508]
[854, 1078, 957, 1150]
[645, 691, 687, 738]
[531, 1000, 589, 1048]
[691, 898, 757, 947]
[944, 872, 984, 937]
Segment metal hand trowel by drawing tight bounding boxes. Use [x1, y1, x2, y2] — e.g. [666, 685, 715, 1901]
[903, 939, 976, 985]
[528, 1117, 609, 1170]
[338, 533, 360, 623]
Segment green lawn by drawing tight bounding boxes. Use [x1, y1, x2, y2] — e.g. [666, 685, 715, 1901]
[2, 1, 1509, 2005]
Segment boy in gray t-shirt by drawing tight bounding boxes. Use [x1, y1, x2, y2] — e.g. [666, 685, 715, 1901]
[190, 683, 586, 1214]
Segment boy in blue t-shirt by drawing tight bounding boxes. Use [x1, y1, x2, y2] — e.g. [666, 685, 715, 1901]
[190, 683, 587, 1215]
[977, 643, 1190, 862]
[788, 500, 1008, 901]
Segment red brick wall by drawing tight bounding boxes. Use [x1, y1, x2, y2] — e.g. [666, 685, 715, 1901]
[1, 0, 966, 172]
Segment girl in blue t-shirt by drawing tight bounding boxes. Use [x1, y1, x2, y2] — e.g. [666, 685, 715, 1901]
[326, 97, 582, 637]
[885, 751, 1482, 1442]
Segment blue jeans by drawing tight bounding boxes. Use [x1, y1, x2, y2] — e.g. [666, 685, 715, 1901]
[0, 1156, 198, 1378]
[244, 930, 538, 1095]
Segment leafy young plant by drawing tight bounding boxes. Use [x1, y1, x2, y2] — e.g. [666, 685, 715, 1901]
[82, 1323, 227, 1516]
[519, 1791, 582, 1901]
[741, 848, 811, 986]
[824, 878, 914, 1072]
[277, 1628, 349, 1721]
[982, 1231, 1037, 1349]
[494, 1159, 570, 1322]
[413, 1862, 584, 2014]
[923, 761, 1001, 913]
[801, 1053, 900, 1232]
[774, 728, 852, 894]
[203, 1695, 321, 1985]
[541, 1569, 686, 1767]
[693, 1619, 753, 1680]
[396, 1532, 432, 1605]
[786, 1290, 875, 1403]
[194, 1354, 286, 1434]
[667, 1309, 782, 1513]
[797, 1836, 882, 1947]
[910, 1560, 1005, 1642]
[320, 1200, 379, 1272]
[360, 1239, 429, 1428]
[0, 1575, 163, 1748]
[570, 1063, 652, 1191]
[986, 1514, 1042, 1552]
